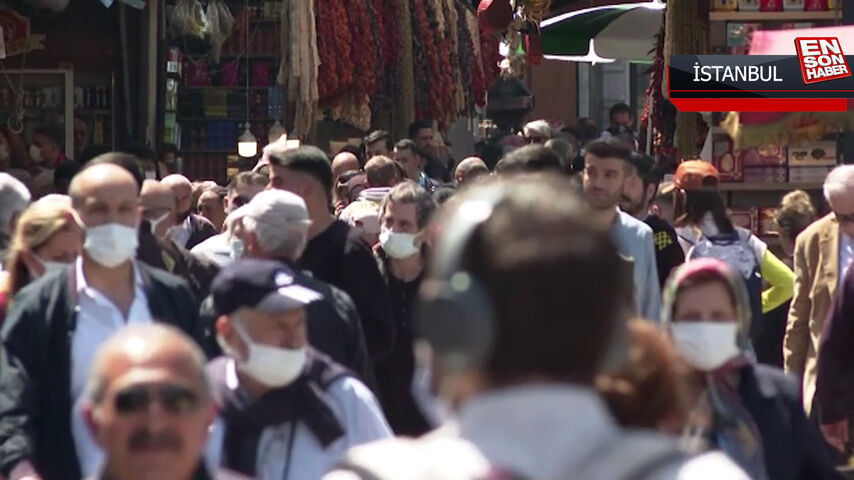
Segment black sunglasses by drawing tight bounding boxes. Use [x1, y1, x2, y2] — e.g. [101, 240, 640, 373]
[114, 384, 199, 416]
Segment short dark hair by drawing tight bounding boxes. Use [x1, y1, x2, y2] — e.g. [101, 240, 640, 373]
[443, 175, 624, 385]
[395, 139, 425, 158]
[627, 152, 660, 187]
[227, 171, 267, 195]
[53, 159, 82, 192]
[380, 181, 437, 230]
[202, 185, 227, 201]
[432, 185, 457, 205]
[495, 145, 562, 175]
[408, 120, 433, 139]
[267, 145, 333, 198]
[364, 130, 392, 150]
[33, 126, 63, 147]
[86, 152, 144, 193]
[609, 103, 632, 122]
[365, 155, 399, 187]
[584, 139, 632, 167]
[77, 145, 111, 165]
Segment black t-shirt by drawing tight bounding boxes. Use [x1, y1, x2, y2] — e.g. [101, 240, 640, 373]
[644, 214, 685, 288]
[298, 220, 395, 361]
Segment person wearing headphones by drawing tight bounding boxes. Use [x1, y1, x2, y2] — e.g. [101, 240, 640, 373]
[324, 175, 749, 480]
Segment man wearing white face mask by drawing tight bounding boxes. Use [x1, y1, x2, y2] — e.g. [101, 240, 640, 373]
[0, 163, 205, 480]
[374, 181, 437, 436]
[139, 180, 219, 301]
[205, 259, 391, 480]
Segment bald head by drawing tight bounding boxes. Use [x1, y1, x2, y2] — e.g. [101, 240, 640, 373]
[141, 180, 176, 211]
[84, 324, 213, 480]
[454, 157, 489, 185]
[161, 174, 193, 217]
[332, 152, 360, 181]
[69, 163, 140, 231]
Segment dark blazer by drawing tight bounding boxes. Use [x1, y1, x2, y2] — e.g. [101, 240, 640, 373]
[739, 364, 843, 480]
[816, 263, 854, 425]
[0, 263, 203, 480]
[187, 214, 218, 250]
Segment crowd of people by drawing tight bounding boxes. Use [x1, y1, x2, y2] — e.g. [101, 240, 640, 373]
[0, 113, 850, 480]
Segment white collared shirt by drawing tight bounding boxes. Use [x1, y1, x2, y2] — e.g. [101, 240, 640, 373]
[70, 257, 153, 477]
[840, 232, 854, 284]
[171, 215, 193, 248]
[206, 359, 392, 480]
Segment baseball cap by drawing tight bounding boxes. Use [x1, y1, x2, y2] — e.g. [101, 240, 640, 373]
[212, 259, 323, 316]
[243, 189, 312, 228]
[661, 160, 719, 194]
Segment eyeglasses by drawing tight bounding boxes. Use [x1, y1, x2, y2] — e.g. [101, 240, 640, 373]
[113, 384, 199, 416]
[836, 211, 854, 224]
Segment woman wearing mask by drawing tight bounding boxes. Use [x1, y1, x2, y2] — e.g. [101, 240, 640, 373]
[663, 258, 842, 480]
[0, 196, 83, 317]
[671, 160, 794, 362]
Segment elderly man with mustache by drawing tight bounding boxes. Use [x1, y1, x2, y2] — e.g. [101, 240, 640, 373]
[82, 324, 249, 480]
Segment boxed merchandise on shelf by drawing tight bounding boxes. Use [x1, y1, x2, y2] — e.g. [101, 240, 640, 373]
[788, 140, 837, 166]
[713, 130, 743, 182]
[730, 207, 759, 233]
[789, 165, 834, 182]
[743, 167, 788, 182]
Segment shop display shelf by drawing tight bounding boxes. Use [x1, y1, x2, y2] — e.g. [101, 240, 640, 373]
[718, 181, 824, 191]
[178, 149, 237, 153]
[709, 10, 838, 21]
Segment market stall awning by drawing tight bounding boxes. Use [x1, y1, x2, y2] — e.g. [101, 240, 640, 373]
[750, 24, 854, 55]
[540, 1, 664, 62]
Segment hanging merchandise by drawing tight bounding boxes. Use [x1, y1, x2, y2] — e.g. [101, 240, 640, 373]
[283, 0, 319, 138]
[721, 111, 854, 148]
[477, 0, 513, 36]
[395, 0, 416, 138]
[316, 0, 353, 103]
[170, 0, 210, 39]
[206, 0, 235, 63]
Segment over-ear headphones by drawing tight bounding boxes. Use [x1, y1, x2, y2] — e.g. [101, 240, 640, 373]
[414, 184, 508, 373]
[415, 181, 631, 375]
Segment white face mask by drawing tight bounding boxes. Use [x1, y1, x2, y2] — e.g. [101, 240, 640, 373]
[670, 322, 740, 371]
[29, 145, 44, 164]
[0, 144, 9, 161]
[148, 212, 171, 238]
[232, 320, 306, 388]
[34, 254, 71, 277]
[229, 238, 244, 260]
[84, 223, 139, 268]
[379, 226, 420, 259]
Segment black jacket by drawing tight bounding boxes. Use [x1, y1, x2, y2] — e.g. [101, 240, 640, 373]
[199, 258, 375, 390]
[0, 263, 203, 480]
[740, 364, 843, 480]
[187, 214, 218, 250]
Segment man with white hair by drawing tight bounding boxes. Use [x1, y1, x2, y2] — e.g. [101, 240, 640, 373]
[0, 173, 31, 264]
[785, 165, 854, 423]
[199, 189, 373, 384]
[161, 174, 218, 249]
[522, 120, 552, 145]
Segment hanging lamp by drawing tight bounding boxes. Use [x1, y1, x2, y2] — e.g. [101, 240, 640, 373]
[237, 0, 257, 157]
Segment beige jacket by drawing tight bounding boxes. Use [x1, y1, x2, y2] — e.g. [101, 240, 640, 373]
[784, 213, 839, 414]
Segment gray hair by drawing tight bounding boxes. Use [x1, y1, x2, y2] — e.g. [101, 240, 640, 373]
[242, 214, 309, 259]
[379, 181, 437, 230]
[84, 324, 209, 405]
[523, 120, 553, 140]
[0, 173, 31, 234]
[823, 165, 854, 203]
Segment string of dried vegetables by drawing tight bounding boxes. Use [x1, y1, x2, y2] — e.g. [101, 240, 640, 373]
[455, 0, 474, 114]
[426, 0, 454, 127]
[394, 0, 416, 138]
[345, 0, 377, 99]
[316, 0, 353, 103]
[411, 0, 436, 120]
[443, 0, 464, 121]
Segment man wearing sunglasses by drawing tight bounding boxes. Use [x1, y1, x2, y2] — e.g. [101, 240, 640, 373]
[786, 165, 854, 445]
[83, 324, 245, 480]
[0, 163, 204, 480]
[191, 172, 267, 268]
[205, 259, 391, 479]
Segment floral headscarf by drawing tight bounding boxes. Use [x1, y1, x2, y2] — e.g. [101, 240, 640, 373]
[661, 258, 752, 351]
[661, 258, 768, 480]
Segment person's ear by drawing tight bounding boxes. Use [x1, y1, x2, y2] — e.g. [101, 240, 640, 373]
[83, 403, 101, 444]
[650, 204, 661, 217]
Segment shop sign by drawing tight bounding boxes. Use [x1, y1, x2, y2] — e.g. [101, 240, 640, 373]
[669, 53, 854, 112]
[0, 9, 46, 58]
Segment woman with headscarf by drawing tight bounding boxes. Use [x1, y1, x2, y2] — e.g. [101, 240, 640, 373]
[662, 258, 842, 480]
